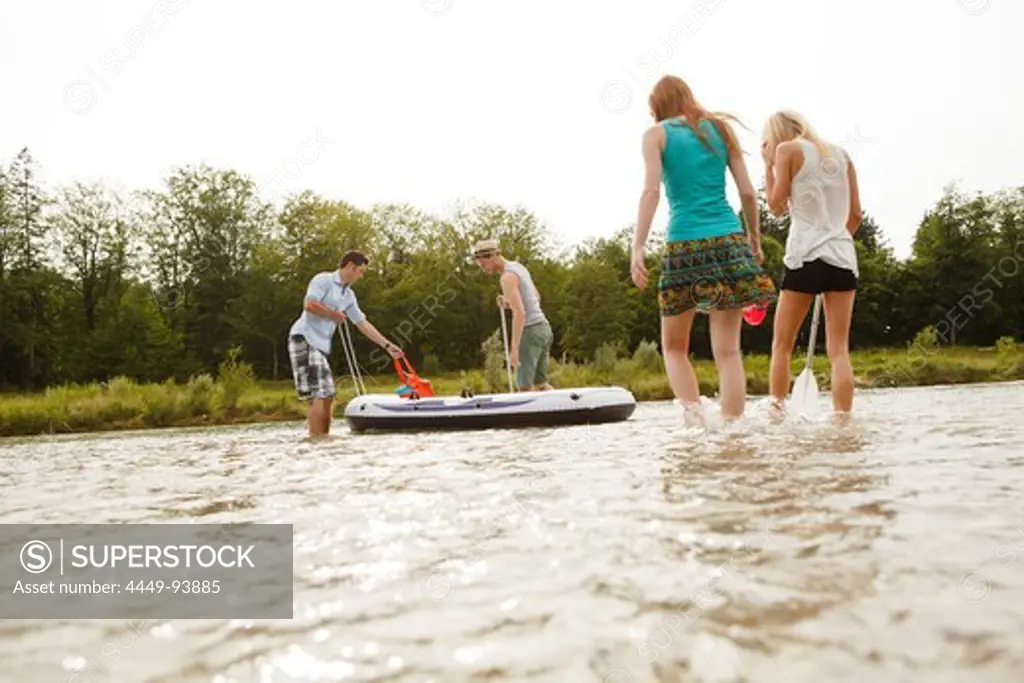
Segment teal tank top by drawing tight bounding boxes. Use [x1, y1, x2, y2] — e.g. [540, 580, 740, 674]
[660, 118, 742, 242]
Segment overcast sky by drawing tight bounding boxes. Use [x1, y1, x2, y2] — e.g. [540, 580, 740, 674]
[2, 0, 1019, 260]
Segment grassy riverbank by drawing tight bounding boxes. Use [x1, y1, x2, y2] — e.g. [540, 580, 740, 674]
[1, 341, 1021, 438]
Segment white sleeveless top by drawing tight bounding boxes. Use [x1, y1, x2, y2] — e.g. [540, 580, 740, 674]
[503, 261, 547, 327]
[784, 138, 859, 277]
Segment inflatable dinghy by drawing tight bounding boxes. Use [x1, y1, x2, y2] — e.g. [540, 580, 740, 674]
[344, 385, 637, 433]
[336, 330, 636, 433]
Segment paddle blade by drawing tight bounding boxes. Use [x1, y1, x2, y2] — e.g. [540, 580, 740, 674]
[789, 367, 820, 416]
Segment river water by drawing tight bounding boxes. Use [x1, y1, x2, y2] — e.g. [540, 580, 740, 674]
[1, 381, 1023, 682]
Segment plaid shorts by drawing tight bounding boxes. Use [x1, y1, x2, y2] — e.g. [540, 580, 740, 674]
[288, 334, 335, 401]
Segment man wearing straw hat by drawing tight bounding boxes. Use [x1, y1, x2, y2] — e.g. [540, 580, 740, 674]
[288, 250, 405, 436]
[472, 238, 555, 392]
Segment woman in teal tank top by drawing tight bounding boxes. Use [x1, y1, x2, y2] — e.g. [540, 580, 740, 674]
[630, 75, 777, 423]
[662, 118, 744, 242]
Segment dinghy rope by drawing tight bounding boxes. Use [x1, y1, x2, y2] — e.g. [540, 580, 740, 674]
[339, 319, 366, 396]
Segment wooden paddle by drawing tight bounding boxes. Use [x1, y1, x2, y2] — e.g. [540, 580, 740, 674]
[499, 300, 517, 393]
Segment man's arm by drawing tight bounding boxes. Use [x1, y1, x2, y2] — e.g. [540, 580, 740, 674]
[355, 320, 403, 357]
[302, 274, 346, 323]
[305, 299, 346, 323]
[500, 272, 526, 360]
[344, 293, 402, 357]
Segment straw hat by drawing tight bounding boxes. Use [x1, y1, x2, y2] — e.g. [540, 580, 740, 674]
[471, 238, 500, 257]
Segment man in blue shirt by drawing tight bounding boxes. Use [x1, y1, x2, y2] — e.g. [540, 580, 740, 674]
[288, 250, 404, 436]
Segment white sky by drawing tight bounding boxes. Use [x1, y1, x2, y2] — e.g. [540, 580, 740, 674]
[2, 0, 1020, 260]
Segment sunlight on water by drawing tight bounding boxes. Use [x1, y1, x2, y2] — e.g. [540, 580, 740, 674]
[1, 382, 1023, 681]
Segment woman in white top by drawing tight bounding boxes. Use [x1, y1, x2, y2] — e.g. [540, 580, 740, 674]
[762, 110, 864, 414]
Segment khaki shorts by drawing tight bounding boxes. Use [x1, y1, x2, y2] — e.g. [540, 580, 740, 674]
[517, 321, 553, 389]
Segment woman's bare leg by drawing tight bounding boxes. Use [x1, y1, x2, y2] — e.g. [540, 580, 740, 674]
[661, 310, 700, 405]
[822, 290, 856, 413]
[709, 308, 746, 419]
[769, 290, 814, 406]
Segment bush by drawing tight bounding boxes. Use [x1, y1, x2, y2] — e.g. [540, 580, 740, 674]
[420, 353, 441, 376]
[550, 358, 596, 389]
[142, 380, 181, 426]
[911, 325, 939, 352]
[632, 339, 663, 373]
[594, 341, 624, 374]
[103, 376, 141, 421]
[185, 373, 215, 416]
[996, 336, 1017, 357]
[458, 370, 488, 394]
[481, 328, 508, 393]
[996, 335, 1020, 376]
[107, 376, 137, 402]
[217, 346, 256, 412]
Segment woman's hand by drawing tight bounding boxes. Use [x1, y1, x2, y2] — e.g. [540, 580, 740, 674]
[630, 247, 649, 289]
[748, 234, 764, 265]
[760, 140, 774, 167]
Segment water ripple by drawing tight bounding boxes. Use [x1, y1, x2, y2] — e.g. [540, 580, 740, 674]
[2, 383, 1024, 681]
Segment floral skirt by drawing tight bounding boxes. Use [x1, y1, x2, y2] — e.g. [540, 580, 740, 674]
[658, 233, 778, 316]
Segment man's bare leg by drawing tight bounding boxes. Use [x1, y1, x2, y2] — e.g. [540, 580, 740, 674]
[322, 397, 334, 434]
[308, 398, 332, 437]
[306, 399, 320, 437]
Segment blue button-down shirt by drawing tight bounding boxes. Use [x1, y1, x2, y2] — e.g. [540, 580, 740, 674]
[288, 271, 367, 355]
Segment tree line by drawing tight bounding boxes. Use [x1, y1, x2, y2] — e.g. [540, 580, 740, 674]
[0, 145, 1021, 391]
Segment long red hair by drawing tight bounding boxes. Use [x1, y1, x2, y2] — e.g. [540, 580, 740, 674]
[648, 75, 746, 157]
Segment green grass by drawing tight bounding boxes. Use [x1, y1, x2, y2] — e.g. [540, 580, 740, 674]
[1, 343, 1021, 438]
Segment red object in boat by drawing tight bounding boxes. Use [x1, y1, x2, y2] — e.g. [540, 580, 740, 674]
[393, 357, 435, 398]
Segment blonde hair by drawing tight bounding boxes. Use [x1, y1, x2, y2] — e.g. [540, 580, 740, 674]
[648, 75, 748, 157]
[763, 110, 833, 161]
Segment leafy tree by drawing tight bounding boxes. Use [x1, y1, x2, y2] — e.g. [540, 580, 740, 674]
[144, 165, 272, 371]
[50, 182, 137, 333]
[560, 256, 636, 361]
[0, 145, 1021, 392]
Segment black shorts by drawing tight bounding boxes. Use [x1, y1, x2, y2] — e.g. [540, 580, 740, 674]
[781, 259, 857, 294]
